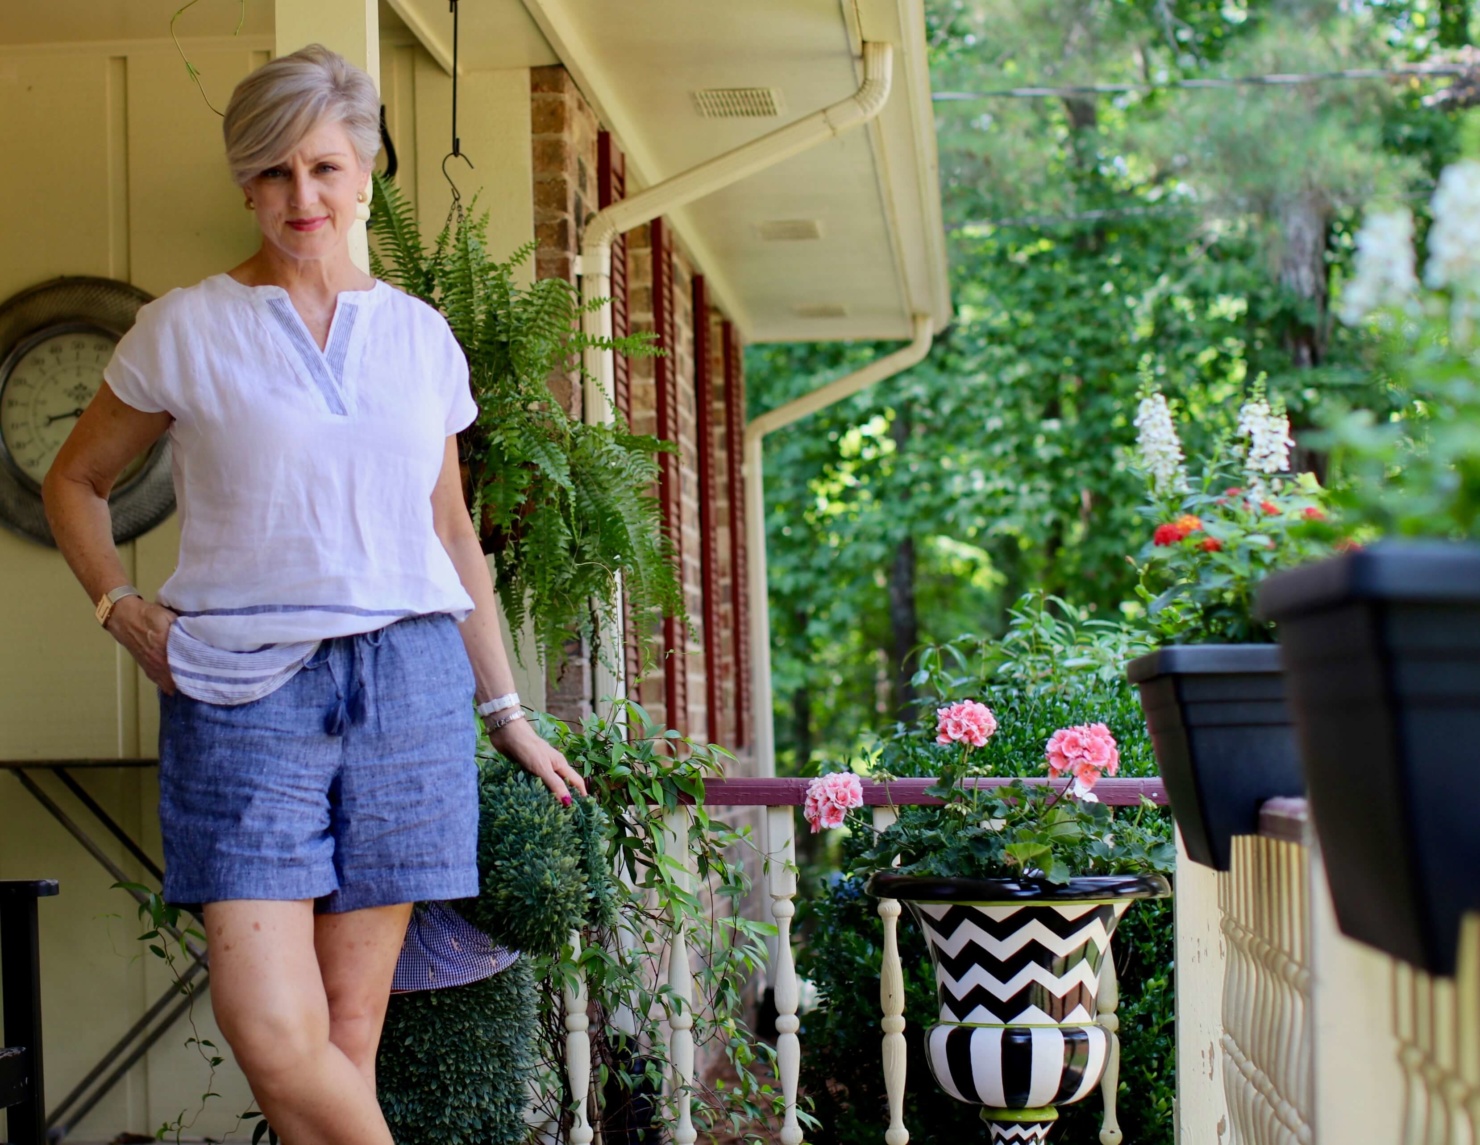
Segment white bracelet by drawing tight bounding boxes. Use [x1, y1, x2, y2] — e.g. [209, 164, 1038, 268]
[475, 692, 520, 718]
[485, 709, 525, 733]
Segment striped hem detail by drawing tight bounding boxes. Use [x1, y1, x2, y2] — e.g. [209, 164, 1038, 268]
[167, 623, 319, 705]
[173, 604, 417, 619]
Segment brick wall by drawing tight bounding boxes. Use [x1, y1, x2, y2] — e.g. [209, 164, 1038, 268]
[530, 64, 599, 420]
[530, 68, 752, 763]
[530, 65, 599, 722]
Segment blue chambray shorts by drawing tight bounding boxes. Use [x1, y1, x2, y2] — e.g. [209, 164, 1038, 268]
[157, 613, 480, 914]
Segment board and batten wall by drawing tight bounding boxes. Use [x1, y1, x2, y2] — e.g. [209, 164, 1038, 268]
[0, 34, 534, 1141]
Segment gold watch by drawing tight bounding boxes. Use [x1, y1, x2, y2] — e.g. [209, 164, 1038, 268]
[95, 585, 142, 627]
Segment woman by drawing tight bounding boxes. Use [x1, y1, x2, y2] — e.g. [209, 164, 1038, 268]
[43, 45, 584, 1144]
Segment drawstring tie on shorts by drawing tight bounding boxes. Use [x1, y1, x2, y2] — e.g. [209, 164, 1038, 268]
[323, 638, 369, 736]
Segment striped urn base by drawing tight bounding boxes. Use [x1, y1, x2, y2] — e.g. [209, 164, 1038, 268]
[926, 1022, 1107, 1108]
[983, 1107, 1058, 1143]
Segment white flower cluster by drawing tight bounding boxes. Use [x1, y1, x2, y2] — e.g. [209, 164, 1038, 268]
[1425, 160, 1480, 294]
[1339, 208, 1417, 325]
[1237, 396, 1294, 481]
[1134, 390, 1187, 494]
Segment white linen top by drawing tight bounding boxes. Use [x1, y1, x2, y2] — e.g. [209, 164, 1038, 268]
[104, 273, 478, 700]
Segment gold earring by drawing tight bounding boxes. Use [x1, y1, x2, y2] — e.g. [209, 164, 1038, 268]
[356, 190, 368, 203]
[244, 199, 254, 210]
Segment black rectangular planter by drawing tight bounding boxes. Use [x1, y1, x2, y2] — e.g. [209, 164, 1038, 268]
[1259, 541, 1480, 975]
[1127, 645, 1302, 872]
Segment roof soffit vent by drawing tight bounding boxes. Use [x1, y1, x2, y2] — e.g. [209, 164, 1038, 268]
[757, 219, 824, 242]
[692, 87, 784, 118]
[794, 303, 849, 319]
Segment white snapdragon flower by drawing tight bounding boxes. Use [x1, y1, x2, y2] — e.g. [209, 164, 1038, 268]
[1425, 160, 1480, 293]
[1134, 390, 1187, 494]
[1339, 208, 1417, 324]
[1237, 395, 1294, 484]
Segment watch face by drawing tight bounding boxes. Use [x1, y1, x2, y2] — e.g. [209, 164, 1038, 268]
[0, 322, 146, 491]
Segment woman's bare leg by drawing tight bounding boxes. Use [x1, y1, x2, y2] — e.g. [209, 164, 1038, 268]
[204, 900, 407, 1145]
[316, 903, 413, 1092]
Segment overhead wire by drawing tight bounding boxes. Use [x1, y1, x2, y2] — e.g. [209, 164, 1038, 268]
[933, 61, 1474, 102]
[949, 187, 1436, 231]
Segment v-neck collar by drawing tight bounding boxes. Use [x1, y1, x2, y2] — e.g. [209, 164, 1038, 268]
[217, 274, 380, 417]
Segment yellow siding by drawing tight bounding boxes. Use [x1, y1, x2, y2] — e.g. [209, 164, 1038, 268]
[0, 30, 536, 1140]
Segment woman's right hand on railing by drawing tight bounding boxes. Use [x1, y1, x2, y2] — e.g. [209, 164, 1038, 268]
[105, 597, 179, 695]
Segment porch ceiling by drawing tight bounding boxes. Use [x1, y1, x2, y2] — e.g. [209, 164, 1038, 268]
[1, 0, 952, 345]
[404, 0, 953, 344]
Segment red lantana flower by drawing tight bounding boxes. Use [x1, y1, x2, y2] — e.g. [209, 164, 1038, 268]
[1153, 514, 1205, 546]
[1302, 507, 1327, 521]
[1198, 537, 1223, 553]
[1261, 501, 1279, 515]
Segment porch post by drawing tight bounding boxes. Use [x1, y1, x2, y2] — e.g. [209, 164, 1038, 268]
[274, 0, 380, 273]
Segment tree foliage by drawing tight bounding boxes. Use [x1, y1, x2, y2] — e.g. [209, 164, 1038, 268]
[750, 0, 1463, 770]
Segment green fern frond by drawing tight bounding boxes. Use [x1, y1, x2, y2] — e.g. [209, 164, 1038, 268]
[371, 189, 686, 673]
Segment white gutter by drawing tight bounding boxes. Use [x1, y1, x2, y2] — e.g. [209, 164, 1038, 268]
[579, 41, 895, 710]
[744, 314, 934, 776]
[580, 40, 893, 424]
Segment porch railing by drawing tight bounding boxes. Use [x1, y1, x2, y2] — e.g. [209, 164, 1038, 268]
[565, 775, 1170, 1145]
[9, 761, 1169, 1143]
[1174, 796, 1480, 1145]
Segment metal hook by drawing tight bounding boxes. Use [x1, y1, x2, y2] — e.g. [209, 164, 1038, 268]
[441, 150, 476, 208]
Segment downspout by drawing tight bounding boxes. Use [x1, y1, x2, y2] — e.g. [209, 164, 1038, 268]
[745, 314, 934, 776]
[578, 41, 895, 710]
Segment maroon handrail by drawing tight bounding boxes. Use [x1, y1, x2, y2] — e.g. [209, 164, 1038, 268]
[688, 777, 1168, 808]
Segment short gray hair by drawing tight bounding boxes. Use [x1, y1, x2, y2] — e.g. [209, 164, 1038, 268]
[223, 44, 379, 186]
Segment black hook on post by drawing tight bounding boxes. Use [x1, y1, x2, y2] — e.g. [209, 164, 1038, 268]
[379, 105, 398, 180]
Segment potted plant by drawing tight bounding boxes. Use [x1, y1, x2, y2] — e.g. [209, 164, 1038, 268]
[1258, 162, 1480, 974]
[826, 693, 1173, 1143]
[1124, 381, 1336, 869]
[369, 176, 680, 667]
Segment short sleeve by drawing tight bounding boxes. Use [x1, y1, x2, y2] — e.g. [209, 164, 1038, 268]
[441, 322, 478, 435]
[102, 295, 176, 415]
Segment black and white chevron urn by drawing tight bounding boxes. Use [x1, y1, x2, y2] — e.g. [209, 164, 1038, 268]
[867, 873, 1169, 1142]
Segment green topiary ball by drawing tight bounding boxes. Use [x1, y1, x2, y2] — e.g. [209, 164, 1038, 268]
[454, 750, 593, 958]
[378, 956, 537, 1145]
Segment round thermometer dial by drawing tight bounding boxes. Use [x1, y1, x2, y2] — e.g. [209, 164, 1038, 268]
[0, 324, 149, 491]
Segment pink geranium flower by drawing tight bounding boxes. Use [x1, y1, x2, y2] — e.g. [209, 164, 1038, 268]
[1045, 722, 1120, 800]
[935, 700, 998, 748]
[803, 772, 864, 833]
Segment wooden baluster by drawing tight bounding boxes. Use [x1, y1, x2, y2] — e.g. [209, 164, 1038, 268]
[873, 804, 908, 1145]
[879, 897, 909, 1145]
[767, 806, 805, 1144]
[1098, 954, 1123, 1145]
[663, 808, 698, 1145]
[565, 930, 594, 1145]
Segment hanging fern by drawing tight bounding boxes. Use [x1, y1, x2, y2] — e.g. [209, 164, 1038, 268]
[369, 174, 680, 670]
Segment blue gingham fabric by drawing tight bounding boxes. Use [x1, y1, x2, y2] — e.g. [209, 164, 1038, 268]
[392, 901, 518, 993]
